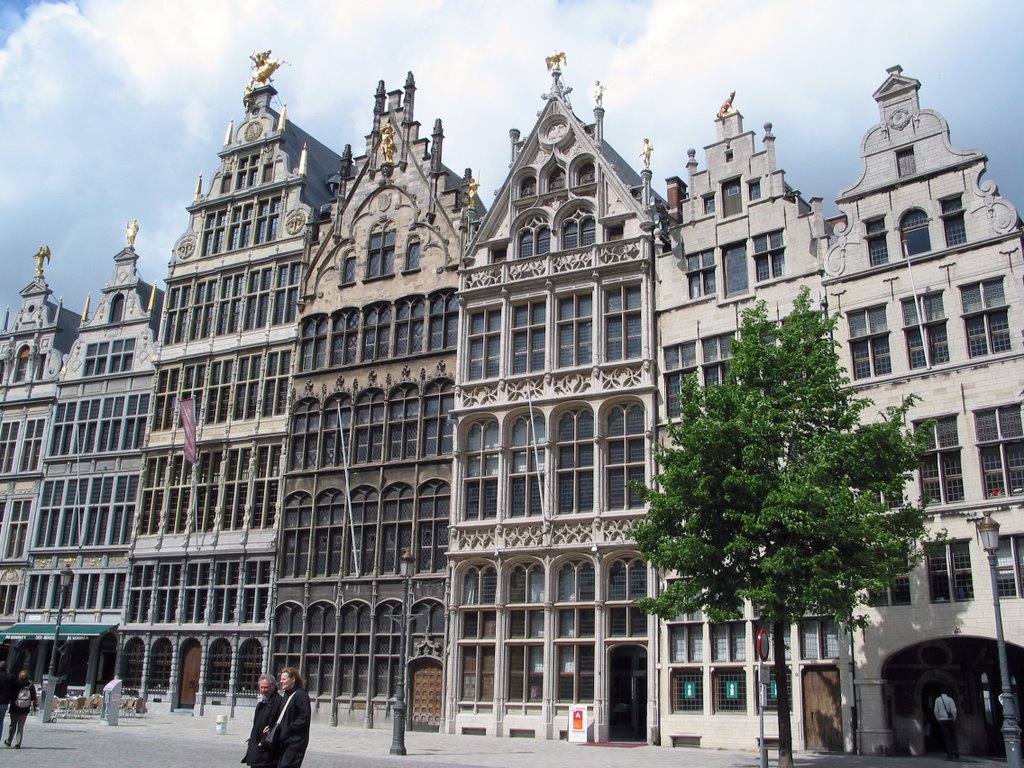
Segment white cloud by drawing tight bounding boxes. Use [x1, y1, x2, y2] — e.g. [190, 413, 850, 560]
[1, 0, 1022, 315]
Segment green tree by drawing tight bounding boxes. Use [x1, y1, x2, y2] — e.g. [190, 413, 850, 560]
[633, 288, 927, 767]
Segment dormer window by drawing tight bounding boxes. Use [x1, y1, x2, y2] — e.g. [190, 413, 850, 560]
[575, 162, 595, 185]
[722, 179, 742, 217]
[548, 168, 565, 192]
[518, 176, 537, 198]
[900, 209, 931, 257]
[109, 293, 125, 323]
[14, 347, 30, 383]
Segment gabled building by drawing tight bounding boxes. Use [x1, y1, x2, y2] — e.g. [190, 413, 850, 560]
[655, 102, 835, 751]
[824, 66, 1024, 758]
[274, 73, 469, 730]
[22, 236, 163, 694]
[120, 67, 340, 716]
[0, 254, 80, 675]
[445, 62, 660, 742]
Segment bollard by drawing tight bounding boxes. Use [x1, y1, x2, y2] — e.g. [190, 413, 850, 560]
[216, 714, 227, 735]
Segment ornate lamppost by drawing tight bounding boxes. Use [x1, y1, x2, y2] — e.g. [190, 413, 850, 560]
[389, 547, 415, 756]
[40, 564, 74, 724]
[976, 509, 1022, 768]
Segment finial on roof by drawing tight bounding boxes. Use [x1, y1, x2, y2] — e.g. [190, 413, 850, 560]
[148, 284, 157, 313]
[542, 51, 572, 103]
[224, 118, 234, 146]
[81, 293, 91, 323]
[193, 173, 203, 202]
[277, 104, 288, 131]
[245, 50, 286, 99]
[298, 143, 308, 177]
[886, 64, 903, 76]
[33, 246, 50, 279]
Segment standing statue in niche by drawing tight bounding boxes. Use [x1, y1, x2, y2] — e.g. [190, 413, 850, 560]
[380, 123, 396, 164]
[640, 138, 654, 170]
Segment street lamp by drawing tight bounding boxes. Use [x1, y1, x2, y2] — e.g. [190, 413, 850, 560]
[47, 565, 74, 678]
[977, 509, 1022, 768]
[389, 547, 415, 756]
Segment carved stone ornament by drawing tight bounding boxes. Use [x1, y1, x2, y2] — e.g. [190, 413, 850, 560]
[377, 193, 393, 212]
[175, 234, 197, 260]
[285, 210, 307, 235]
[244, 121, 264, 142]
[888, 108, 912, 131]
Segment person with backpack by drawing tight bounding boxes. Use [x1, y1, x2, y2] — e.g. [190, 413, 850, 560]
[6, 671, 36, 749]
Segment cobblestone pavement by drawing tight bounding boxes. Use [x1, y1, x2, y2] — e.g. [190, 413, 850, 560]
[0, 711, 1008, 768]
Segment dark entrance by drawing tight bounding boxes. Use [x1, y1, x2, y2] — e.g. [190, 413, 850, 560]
[178, 640, 202, 708]
[608, 645, 646, 742]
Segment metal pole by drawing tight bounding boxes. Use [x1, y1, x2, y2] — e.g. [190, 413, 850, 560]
[389, 549, 413, 756]
[987, 550, 1022, 768]
[47, 578, 67, 677]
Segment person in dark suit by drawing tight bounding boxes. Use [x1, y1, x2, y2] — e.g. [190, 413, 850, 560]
[276, 667, 311, 768]
[0, 663, 13, 726]
[242, 674, 282, 767]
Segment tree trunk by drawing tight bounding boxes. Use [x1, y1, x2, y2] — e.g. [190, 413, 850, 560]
[773, 618, 795, 768]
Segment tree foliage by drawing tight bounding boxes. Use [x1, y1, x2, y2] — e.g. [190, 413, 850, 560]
[633, 288, 929, 765]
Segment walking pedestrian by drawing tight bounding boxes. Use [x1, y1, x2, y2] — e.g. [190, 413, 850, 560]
[0, 662, 13, 726]
[932, 688, 960, 760]
[275, 667, 311, 768]
[242, 673, 282, 767]
[6, 671, 36, 749]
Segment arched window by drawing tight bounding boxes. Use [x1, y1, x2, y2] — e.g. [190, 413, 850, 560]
[342, 254, 357, 284]
[575, 162, 596, 186]
[280, 495, 312, 579]
[236, 638, 263, 695]
[300, 316, 329, 371]
[387, 385, 419, 461]
[375, 601, 403, 700]
[367, 226, 396, 278]
[548, 168, 565, 191]
[509, 563, 545, 603]
[361, 303, 391, 362]
[122, 637, 145, 690]
[606, 404, 645, 509]
[900, 209, 931, 257]
[380, 484, 414, 574]
[346, 487, 378, 576]
[607, 558, 648, 637]
[562, 211, 596, 250]
[421, 381, 454, 457]
[405, 238, 421, 271]
[462, 565, 497, 604]
[108, 293, 125, 323]
[330, 309, 359, 366]
[518, 176, 537, 198]
[509, 414, 545, 518]
[148, 638, 173, 691]
[464, 420, 499, 520]
[14, 346, 30, 383]
[305, 602, 336, 697]
[320, 394, 351, 468]
[507, 562, 545, 703]
[428, 290, 458, 351]
[206, 638, 232, 694]
[518, 226, 550, 258]
[394, 297, 425, 356]
[411, 599, 446, 637]
[338, 603, 372, 697]
[289, 400, 320, 470]
[273, 603, 304, 671]
[555, 560, 595, 702]
[353, 390, 385, 464]
[416, 480, 449, 572]
[556, 409, 594, 515]
[313, 490, 346, 577]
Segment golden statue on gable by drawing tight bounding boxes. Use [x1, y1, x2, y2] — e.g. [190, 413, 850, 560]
[245, 50, 287, 97]
[545, 51, 567, 72]
[380, 123, 396, 164]
[33, 245, 51, 278]
[466, 175, 480, 208]
[718, 91, 737, 118]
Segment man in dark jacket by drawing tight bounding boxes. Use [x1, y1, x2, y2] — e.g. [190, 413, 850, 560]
[6, 671, 36, 749]
[0, 663, 13, 726]
[276, 667, 311, 768]
[242, 674, 283, 767]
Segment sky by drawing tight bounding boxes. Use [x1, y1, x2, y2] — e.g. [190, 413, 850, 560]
[1, 0, 1023, 317]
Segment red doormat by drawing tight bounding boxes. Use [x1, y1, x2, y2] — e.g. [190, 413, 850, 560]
[577, 742, 646, 748]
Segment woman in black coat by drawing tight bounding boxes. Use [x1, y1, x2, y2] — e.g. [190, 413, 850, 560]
[242, 674, 283, 767]
[276, 667, 311, 768]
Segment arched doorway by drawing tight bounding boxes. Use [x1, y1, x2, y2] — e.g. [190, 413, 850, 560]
[409, 659, 442, 731]
[883, 637, 1023, 757]
[608, 645, 646, 742]
[178, 640, 202, 709]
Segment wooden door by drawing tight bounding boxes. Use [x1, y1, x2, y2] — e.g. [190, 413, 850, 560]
[178, 643, 202, 708]
[802, 666, 843, 752]
[410, 661, 442, 731]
